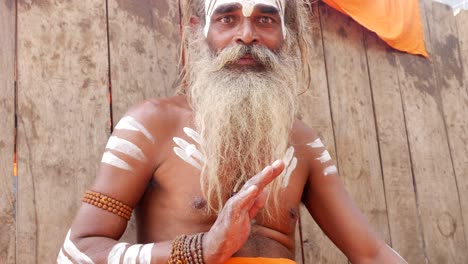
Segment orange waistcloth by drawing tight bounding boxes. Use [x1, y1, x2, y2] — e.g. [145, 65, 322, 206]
[224, 258, 296, 264]
[322, 0, 428, 57]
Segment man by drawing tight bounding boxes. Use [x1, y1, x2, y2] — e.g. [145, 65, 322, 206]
[58, 0, 407, 263]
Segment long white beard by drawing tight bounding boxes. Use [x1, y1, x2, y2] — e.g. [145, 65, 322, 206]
[187, 33, 300, 213]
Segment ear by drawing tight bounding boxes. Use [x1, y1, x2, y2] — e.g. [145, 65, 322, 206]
[190, 16, 201, 27]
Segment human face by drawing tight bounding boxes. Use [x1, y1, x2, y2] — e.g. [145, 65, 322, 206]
[205, 1, 286, 66]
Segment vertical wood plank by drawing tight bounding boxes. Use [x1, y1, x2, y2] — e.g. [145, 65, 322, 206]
[394, 3, 468, 262]
[364, 33, 426, 263]
[16, 0, 110, 262]
[457, 11, 468, 88]
[0, 0, 16, 263]
[107, 0, 180, 243]
[108, 0, 180, 123]
[319, 2, 391, 248]
[296, 5, 347, 263]
[430, 2, 468, 250]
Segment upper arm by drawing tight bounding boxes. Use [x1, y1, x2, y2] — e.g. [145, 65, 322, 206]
[70, 100, 166, 241]
[297, 121, 384, 262]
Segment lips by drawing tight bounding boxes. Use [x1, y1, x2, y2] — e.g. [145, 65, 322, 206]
[237, 54, 258, 66]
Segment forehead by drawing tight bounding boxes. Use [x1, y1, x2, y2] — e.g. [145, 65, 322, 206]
[205, 0, 285, 16]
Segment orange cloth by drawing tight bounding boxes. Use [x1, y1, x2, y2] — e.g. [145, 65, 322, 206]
[224, 258, 296, 264]
[322, 0, 428, 57]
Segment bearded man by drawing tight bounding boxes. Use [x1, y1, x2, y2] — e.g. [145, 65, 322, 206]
[58, 0, 407, 263]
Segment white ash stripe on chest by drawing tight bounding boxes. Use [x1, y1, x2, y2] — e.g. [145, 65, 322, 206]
[173, 128, 205, 170]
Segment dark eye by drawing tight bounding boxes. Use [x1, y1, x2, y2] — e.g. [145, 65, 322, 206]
[259, 16, 274, 24]
[220, 16, 234, 24]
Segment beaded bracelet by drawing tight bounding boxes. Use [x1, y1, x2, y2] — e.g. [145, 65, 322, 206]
[168, 233, 205, 264]
[82, 190, 133, 221]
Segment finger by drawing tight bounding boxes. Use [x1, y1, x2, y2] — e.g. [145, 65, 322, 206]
[241, 160, 285, 192]
[248, 189, 269, 219]
[232, 185, 260, 210]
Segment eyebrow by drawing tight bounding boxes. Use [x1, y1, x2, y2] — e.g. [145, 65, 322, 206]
[257, 4, 279, 15]
[213, 3, 242, 15]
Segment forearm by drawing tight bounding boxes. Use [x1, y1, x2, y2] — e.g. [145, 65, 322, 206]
[349, 242, 407, 264]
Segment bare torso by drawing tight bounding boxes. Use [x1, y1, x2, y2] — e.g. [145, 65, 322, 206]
[133, 95, 311, 260]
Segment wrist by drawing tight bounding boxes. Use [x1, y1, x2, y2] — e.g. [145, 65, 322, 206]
[202, 231, 230, 264]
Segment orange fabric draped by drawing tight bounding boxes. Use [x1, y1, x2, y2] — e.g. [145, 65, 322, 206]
[224, 258, 296, 264]
[322, 0, 429, 57]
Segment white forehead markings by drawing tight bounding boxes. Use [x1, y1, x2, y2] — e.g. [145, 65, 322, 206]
[324, 165, 338, 176]
[307, 138, 325, 149]
[115, 116, 155, 144]
[280, 146, 298, 188]
[102, 151, 133, 172]
[139, 243, 155, 264]
[57, 249, 73, 264]
[63, 230, 95, 264]
[204, 0, 286, 37]
[123, 244, 143, 264]
[316, 150, 332, 164]
[106, 136, 147, 162]
[108, 243, 129, 264]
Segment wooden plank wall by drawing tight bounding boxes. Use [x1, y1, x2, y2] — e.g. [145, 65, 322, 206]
[0, 0, 16, 263]
[0, 0, 466, 263]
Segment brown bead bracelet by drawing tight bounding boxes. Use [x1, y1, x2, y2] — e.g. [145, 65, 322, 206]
[82, 190, 133, 221]
[168, 233, 205, 264]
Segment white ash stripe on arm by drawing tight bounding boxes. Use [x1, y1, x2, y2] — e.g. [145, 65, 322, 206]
[123, 244, 143, 264]
[307, 138, 325, 149]
[101, 151, 133, 172]
[138, 243, 154, 264]
[63, 230, 95, 264]
[57, 249, 73, 264]
[114, 116, 155, 144]
[107, 243, 129, 264]
[105, 136, 147, 162]
[324, 165, 338, 176]
[316, 150, 332, 164]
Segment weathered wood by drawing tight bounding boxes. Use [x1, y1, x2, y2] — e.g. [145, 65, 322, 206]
[319, 2, 391, 248]
[16, 0, 110, 262]
[430, 2, 468, 250]
[0, 0, 16, 263]
[107, 0, 181, 243]
[364, 33, 426, 263]
[394, 3, 468, 262]
[108, 0, 181, 123]
[296, 5, 347, 263]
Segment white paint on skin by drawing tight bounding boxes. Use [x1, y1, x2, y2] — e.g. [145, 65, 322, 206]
[107, 243, 129, 264]
[173, 137, 206, 163]
[307, 138, 325, 149]
[114, 116, 155, 144]
[57, 249, 73, 264]
[123, 244, 143, 264]
[204, 0, 287, 37]
[316, 150, 332, 164]
[282, 157, 297, 188]
[101, 151, 133, 172]
[106, 136, 147, 162]
[63, 230, 95, 264]
[324, 165, 338, 176]
[174, 147, 203, 170]
[183, 127, 202, 145]
[138, 243, 155, 264]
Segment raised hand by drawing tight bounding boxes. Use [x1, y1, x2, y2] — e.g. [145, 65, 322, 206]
[202, 160, 285, 264]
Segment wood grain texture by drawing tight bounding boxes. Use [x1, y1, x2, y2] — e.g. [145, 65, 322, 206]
[395, 3, 467, 262]
[16, 0, 110, 262]
[296, 5, 347, 263]
[430, 2, 468, 249]
[319, 3, 391, 246]
[364, 33, 426, 263]
[109, 0, 180, 123]
[0, 0, 16, 263]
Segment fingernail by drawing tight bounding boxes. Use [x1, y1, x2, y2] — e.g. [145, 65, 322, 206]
[273, 160, 282, 167]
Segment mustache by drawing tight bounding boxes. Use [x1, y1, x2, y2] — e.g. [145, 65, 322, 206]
[213, 45, 280, 70]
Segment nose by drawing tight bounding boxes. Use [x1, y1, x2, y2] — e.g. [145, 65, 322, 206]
[235, 19, 258, 45]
